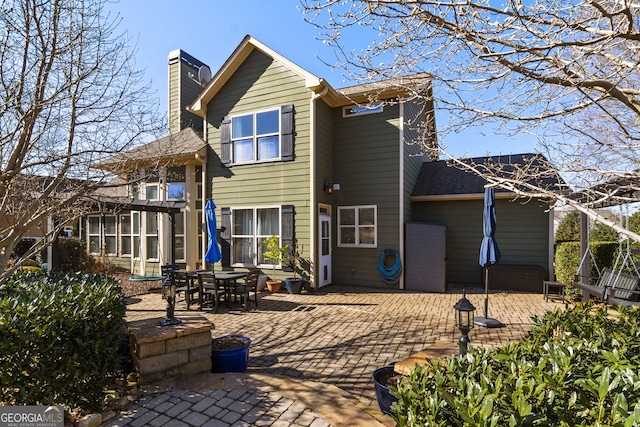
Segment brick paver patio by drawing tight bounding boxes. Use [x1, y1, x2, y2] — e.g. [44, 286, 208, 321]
[125, 284, 565, 409]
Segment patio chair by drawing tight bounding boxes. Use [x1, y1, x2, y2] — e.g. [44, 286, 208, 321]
[232, 269, 260, 311]
[197, 271, 227, 312]
[174, 271, 198, 310]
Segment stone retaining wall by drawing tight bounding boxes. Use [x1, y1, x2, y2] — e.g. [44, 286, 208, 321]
[127, 315, 213, 385]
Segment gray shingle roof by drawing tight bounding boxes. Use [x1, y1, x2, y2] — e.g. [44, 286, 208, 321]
[95, 128, 206, 172]
[411, 153, 567, 198]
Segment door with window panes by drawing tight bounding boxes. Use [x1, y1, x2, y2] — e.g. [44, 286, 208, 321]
[318, 206, 332, 287]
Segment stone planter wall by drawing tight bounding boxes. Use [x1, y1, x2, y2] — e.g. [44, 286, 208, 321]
[128, 316, 213, 385]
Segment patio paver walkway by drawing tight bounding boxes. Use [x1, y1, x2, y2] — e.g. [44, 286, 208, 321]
[104, 285, 566, 426]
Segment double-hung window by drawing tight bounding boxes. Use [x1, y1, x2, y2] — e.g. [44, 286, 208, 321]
[232, 109, 280, 163]
[104, 216, 117, 255]
[120, 214, 132, 256]
[146, 212, 158, 260]
[231, 207, 280, 266]
[88, 216, 101, 254]
[338, 205, 377, 248]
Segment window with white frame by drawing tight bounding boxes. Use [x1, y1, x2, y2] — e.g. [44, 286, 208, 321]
[132, 212, 140, 258]
[338, 205, 377, 247]
[145, 184, 159, 201]
[231, 207, 280, 266]
[88, 216, 101, 254]
[166, 166, 186, 200]
[174, 212, 185, 261]
[146, 212, 158, 260]
[343, 103, 383, 118]
[196, 177, 203, 261]
[104, 216, 117, 255]
[232, 109, 280, 163]
[120, 214, 132, 256]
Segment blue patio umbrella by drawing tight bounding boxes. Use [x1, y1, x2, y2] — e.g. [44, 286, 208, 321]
[475, 187, 504, 328]
[205, 199, 222, 264]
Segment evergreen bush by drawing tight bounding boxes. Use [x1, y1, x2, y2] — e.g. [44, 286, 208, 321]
[0, 271, 126, 410]
[57, 236, 91, 272]
[392, 304, 640, 426]
[555, 241, 618, 285]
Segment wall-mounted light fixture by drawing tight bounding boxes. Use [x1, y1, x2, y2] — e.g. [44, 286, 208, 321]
[324, 180, 334, 194]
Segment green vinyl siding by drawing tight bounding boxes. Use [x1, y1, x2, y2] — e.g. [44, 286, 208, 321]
[412, 199, 550, 285]
[331, 102, 401, 287]
[204, 49, 312, 280]
[402, 99, 429, 223]
[316, 100, 334, 206]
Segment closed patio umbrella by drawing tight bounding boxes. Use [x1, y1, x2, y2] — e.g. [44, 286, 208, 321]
[205, 199, 222, 264]
[475, 187, 504, 328]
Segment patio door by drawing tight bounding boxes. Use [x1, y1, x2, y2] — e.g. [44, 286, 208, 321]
[318, 206, 331, 287]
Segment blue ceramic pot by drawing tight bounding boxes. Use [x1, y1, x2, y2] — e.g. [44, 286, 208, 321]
[211, 335, 251, 373]
[372, 365, 398, 416]
[285, 278, 304, 294]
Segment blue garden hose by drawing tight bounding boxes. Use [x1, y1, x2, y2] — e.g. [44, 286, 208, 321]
[379, 249, 402, 285]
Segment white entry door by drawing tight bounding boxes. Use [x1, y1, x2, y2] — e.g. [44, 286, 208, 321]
[318, 209, 332, 287]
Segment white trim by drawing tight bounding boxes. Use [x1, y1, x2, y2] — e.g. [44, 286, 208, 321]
[229, 107, 282, 164]
[229, 205, 282, 268]
[342, 103, 383, 118]
[337, 205, 378, 248]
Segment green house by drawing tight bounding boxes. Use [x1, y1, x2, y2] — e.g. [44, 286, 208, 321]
[91, 35, 561, 292]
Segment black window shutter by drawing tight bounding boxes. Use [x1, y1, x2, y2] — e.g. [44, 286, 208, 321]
[281, 205, 295, 272]
[281, 105, 294, 161]
[220, 207, 231, 267]
[220, 116, 231, 166]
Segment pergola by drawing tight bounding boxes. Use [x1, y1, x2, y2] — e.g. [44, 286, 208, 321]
[49, 198, 187, 271]
[568, 176, 640, 282]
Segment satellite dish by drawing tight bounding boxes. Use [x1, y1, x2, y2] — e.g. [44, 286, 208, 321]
[198, 65, 212, 86]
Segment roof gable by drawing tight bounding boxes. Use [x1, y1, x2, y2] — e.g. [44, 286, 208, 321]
[188, 35, 324, 115]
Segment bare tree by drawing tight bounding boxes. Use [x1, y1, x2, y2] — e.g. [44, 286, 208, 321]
[0, 0, 163, 283]
[301, 0, 640, 241]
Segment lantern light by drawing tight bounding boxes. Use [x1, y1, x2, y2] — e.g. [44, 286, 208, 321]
[453, 290, 475, 355]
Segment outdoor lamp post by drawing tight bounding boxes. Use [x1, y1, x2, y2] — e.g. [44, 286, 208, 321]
[454, 290, 475, 355]
[160, 275, 181, 326]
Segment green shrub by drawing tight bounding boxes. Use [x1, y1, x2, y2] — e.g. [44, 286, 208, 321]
[392, 304, 640, 426]
[57, 236, 91, 272]
[555, 241, 618, 285]
[0, 271, 126, 410]
[11, 238, 38, 259]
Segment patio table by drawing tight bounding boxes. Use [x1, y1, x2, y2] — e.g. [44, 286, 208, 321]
[213, 271, 248, 308]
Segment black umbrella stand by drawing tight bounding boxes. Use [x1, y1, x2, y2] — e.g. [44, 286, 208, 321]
[474, 265, 505, 328]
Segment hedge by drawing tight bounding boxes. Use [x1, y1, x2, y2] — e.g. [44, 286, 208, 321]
[392, 304, 640, 426]
[0, 271, 126, 410]
[555, 241, 618, 285]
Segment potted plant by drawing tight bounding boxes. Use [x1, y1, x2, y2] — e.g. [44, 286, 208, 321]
[262, 235, 288, 293]
[372, 363, 400, 416]
[211, 335, 251, 373]
[285, 241, 305, 294]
